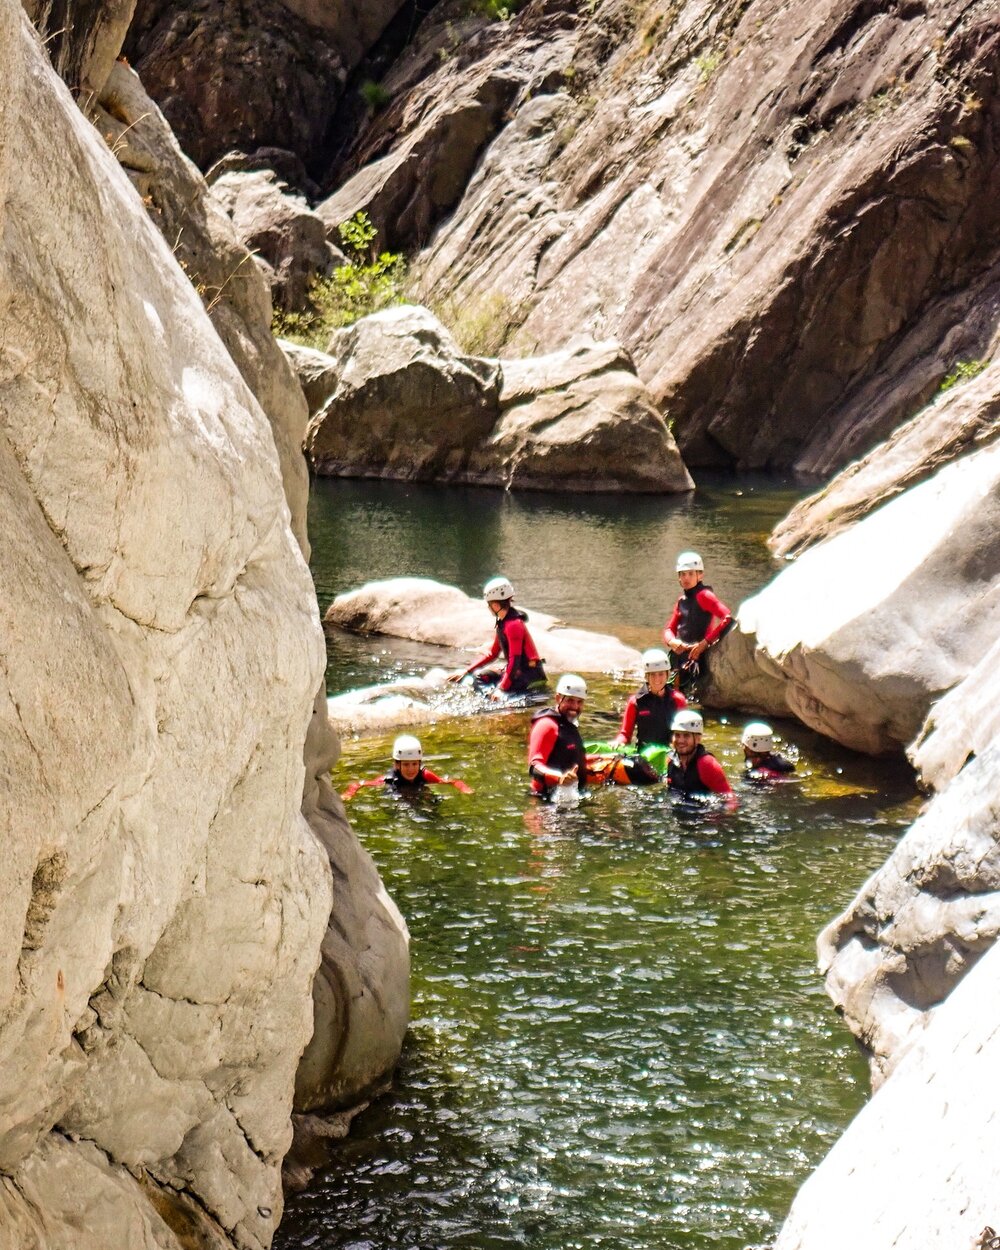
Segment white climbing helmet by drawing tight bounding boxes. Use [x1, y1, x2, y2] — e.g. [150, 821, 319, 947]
[642, 647, 671, 674]
[672, 709, 704, 735]
[741, 722, 774, 753]
[483, 576, 515, 602]
[392, 734, 423, 762]
[676, 551, 704, 572]
[555, 673, 588, 700]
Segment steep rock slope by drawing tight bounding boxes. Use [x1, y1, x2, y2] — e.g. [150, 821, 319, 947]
[331, 0, 1000, 475]
[0, 7, 332, 1246]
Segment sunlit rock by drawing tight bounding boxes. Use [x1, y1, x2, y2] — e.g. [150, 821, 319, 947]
[774, 939, 1000, 1250]
[706, 438, 1000, 754]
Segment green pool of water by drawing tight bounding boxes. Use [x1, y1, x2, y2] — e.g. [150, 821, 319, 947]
[277, 479, 917, 1250]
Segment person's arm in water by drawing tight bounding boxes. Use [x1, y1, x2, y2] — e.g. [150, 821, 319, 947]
[341, 777, 386, 801]
[612, 695, 638, 747]
[696, 753, 739, 809]
[688, 589, 734, 659]
[448, 633, 501, 682]
[528, 718, 578, 787]
[422, 769, 473, 793]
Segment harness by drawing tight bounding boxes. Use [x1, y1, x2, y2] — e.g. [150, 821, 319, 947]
[675, 583, 716, 643]
[666, 744, 713, 797]
[497, 609, 545, 686]
[633, 685, 678, 749]
[384, 767, 427, 790]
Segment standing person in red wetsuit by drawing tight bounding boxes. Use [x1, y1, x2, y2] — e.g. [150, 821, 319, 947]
[663, 551, 733, 694]
[341, 735, 473, 800]
[447, 576, 547, 700]
[528, 674, 588, 798]
[665, 710, 737, 807]
[612, 648, 687, 750]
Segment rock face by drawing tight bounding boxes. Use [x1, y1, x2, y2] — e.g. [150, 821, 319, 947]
[301, 305, 692, 492]
[773, 938, 1000, 1250]
[122, 0, 408, 169]
[770, 358, 1000, 559]
[704, 436, 1000, 754]
[321, 0, 1000, 477]
[327, 577, 643, 674]
[89, 60, 313, 553]
[209, 168, 344, 311]
[1, 4, 331, 1245]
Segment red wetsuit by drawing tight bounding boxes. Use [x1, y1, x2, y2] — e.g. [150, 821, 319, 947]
[466, 610, 544, 693]
[666, 744, 736, 807]
[664, 584, 733, 648]
[341, 769, 472, 800]
[613, 687, 687, 748]
[528, 708, 587, 796]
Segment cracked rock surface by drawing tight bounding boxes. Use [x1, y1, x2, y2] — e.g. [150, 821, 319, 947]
[0, 5, 334, 1245]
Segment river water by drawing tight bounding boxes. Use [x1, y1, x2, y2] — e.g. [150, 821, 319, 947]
[277, 478, 919, 1250]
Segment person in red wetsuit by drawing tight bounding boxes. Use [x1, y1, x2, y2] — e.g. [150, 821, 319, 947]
[741, 722, 797, 782]
[613, 647, 687, 750]
[528, 674, 588, 798]
[663, 551, 733, 694]
[341, 735, 473, 800]
[665, 709, 737, 808]
[447, 576, 547, 700]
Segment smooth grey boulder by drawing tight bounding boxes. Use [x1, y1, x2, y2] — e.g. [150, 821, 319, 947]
[1, 4, 331, 1245]
[302, 306, 692, 493]
[304, 305, 503, 480]
[774, 938, 1000, 1250]
[486, 341, 693, 493]
[209, 168, 344, 310]
[704, 436, 1000, 754]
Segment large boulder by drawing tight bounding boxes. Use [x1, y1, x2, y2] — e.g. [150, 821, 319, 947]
[326, 577, 642, 674]
[774, 937, 1000, 1250]
[304, 305, 502, 481]
[705, 436, 1000, 754]
[301, 306, 692, 492]
[485, 341, 693, 493]
[0, 4, 330, 1245]
[209, 168, 344, 311]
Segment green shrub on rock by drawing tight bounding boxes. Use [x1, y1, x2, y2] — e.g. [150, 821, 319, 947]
[273, 212, 406, 349]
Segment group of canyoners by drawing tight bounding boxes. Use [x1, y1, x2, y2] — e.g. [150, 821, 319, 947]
[342, 552, 797, 807]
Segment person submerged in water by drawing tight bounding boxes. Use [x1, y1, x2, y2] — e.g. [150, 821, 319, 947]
[663, 551, 733, 694]
[341, 735, 473, 801]
[612, 648, 687, 751]
[665, 710, 737, 808]
[741, 722, 797, 781]
[528, 674, 588, 799]
[447, 576, 547, 700]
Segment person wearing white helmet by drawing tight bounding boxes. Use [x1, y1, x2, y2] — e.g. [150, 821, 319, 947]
[612, 647, 687, 751]
[447, 575, 546, 698]
[663, 551, 733, 694]
[741, 722, 797, 781]
[341, 734, 473, 800]
[665, 709, 736, 804]
[527, 674, 588, 797]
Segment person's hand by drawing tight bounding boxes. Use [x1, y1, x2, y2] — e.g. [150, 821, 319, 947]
[451, 780, 474, 794]
[489, 687, 504, 702]
[446, 669, 466, 684]
[665, 638, 687, 654]
[689, 640, 707, 660]
[559, 765, 578, 786]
